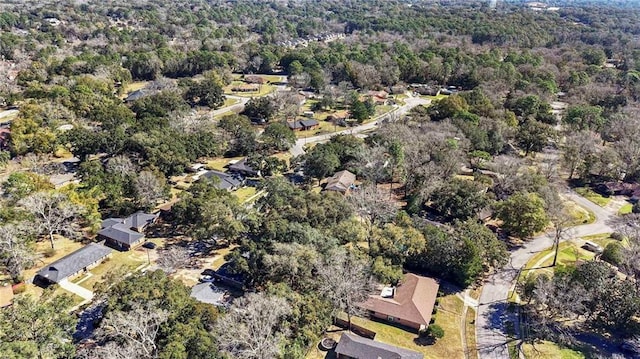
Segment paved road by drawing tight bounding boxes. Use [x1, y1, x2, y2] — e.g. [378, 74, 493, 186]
[476, 190, 615, 359]
[211, 95, 249, 117]
[289, 96, 430, 156]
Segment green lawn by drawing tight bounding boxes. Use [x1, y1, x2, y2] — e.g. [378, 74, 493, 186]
[205, 157, 242, 171]
[521, 341, 585, 359]
[574, 187, 611, 207]
[224, 81, 275, 97]
[295, 120, 347, 138]
[231, 74, 284, 83]
[222, 97, 240, 108]
[565, 201, 596, 226]
[234, 187, 257, 203]
[334, 294, 467, 359]
[619, 203, 634, 215]
[78, 250, 146, 291]
[120, 81, 149, 98]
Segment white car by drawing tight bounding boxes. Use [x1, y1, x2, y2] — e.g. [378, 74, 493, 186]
[200, 275, 214, 283]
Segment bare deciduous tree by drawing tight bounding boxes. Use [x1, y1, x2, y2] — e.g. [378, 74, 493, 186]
[87, 301, 169, 359]
[318, 250, 375, 332]
[106, 155, 136, 177]
[214, 292, 292, 359]
[19, 192, 83, 249]
[0, 223, 37, 281]
[349, 185, 398, 247]
[156, 246, 190, 274]
[134, 171, 166, 209]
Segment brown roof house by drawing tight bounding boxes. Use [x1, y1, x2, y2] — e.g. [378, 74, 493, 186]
[334, 332, 423, 359]
[360, 273, 439, 332]
[325, 170, 356, 194]
[98, 212, 158, 251]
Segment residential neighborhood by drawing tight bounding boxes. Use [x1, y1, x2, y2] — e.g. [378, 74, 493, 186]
[2, 1, 640, 359]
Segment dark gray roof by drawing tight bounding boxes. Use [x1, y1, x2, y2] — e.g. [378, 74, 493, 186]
[202, 170, 242, 190]
[299, 119, 319, 127]
[334, 333, 424, 359]
[228, 158, 258, 176]
[36, 243, 112, 283]
[98, 223, 144, 245]
[128, 212, 158, 230]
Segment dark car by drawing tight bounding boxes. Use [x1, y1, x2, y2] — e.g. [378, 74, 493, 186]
[142, 242, 157, 249]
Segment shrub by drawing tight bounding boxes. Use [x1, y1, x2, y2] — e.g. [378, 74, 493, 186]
[43, 247, 56, 258]
[611, 232, 624, 241]
[12, 283, 26, 294]
[601, 242, 623, 266]
[427, 324, 445, 339]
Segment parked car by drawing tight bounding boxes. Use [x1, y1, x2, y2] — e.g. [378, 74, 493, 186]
[142, 242, 157, 249]
[581, 241, 603, 254]
[200, 275, 214, 283]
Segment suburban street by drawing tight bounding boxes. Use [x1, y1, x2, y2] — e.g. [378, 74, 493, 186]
[289, 95, 431, 156]
[476, 189, 616, 359]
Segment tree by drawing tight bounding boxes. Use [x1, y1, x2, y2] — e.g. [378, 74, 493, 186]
[430, 179, 489, 221]
[318, 250, 374, 332]
[563, 105, 605, 132]
[428, 95, 469, 121]
[516, 118, 553, 156]
[261, 122, 296, 152]
[349, 99, 374, 123]
[214, 293, 292, 359]
[218, 114, 256, 156]
[0, 294, 76, 359]
[184, 77, 225, 108]
[304, 144, 340, 182]
[156, 246, 190, 274]
[241, 97, 276, 121]
[2, 172, 53, 203]
[19, 191, 84, 249]
[134, 170, 167, 209]
[0, 223, 36, 282]
[90, 301, 169, 359]
[562, 131, 600, 179]
[540, 187, 575, 266]
[496, 192, 548, 239]
[348, 185, 398, 246]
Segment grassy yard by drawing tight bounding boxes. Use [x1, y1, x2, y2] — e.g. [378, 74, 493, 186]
[574, 187, 611, 207]
[211, 245, 237, 270]
[466, 307, 478, 359]
[325, 294, 467, 359]
[213, 110, 237, 119]
[223, 81, 275, 97]
[565, 201, 596, 226]
[231, 74, 284, 83]
[521, 341, 585, 359]
[619, 203, 634, 215]
[120, 81, 149, 98]
[234, 186, 257, 203]
[205, 157, 242, 171]
[222, 97, 240, 108]
[78, 249, 146, 291]
[295, 120, 347, 138]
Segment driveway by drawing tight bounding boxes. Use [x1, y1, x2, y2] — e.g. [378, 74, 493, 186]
[58, 278, 94, 301]
[476, 189, 615, 359]
[289, 95, 430, 156]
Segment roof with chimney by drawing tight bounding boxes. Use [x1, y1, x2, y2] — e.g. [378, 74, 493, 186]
[36, 243, 112, 283]
[99, 212, 158, 245]
[360, 273, 439, 328]
[334, 332, 423, 359]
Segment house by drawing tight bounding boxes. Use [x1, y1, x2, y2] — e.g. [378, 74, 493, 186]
[325, 170, 356, 194]
[287, 119, 319, 131]
[213, 262, 245, 289]
[595, 181, 640, 201]
[201, 170, 244, 191]
[360, 273, 439, 331]
[0, 285, 14, 308]
[334, 332, 423, 359]
[366, 90, 389, 105]
[228, 158, 260, 177]
[190, 283, 230, 306]
[35, 243, 112, 284]
[99, 212, 158, 251]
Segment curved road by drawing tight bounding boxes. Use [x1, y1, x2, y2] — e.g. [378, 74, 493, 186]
[289, 96, 430, 156]
[476, 190, 615, 358]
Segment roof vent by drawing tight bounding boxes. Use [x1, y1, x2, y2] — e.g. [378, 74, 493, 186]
[381, 286, 395, 298]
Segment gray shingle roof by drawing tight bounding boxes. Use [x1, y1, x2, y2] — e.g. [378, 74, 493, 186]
[98, 223, 144, 245]
[228, 158, 259, 176]
[334, 333, 424, 359]
[202, 170, 242, 190]
[36, 243, 112, 283]
[190, 283, 227, 306]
